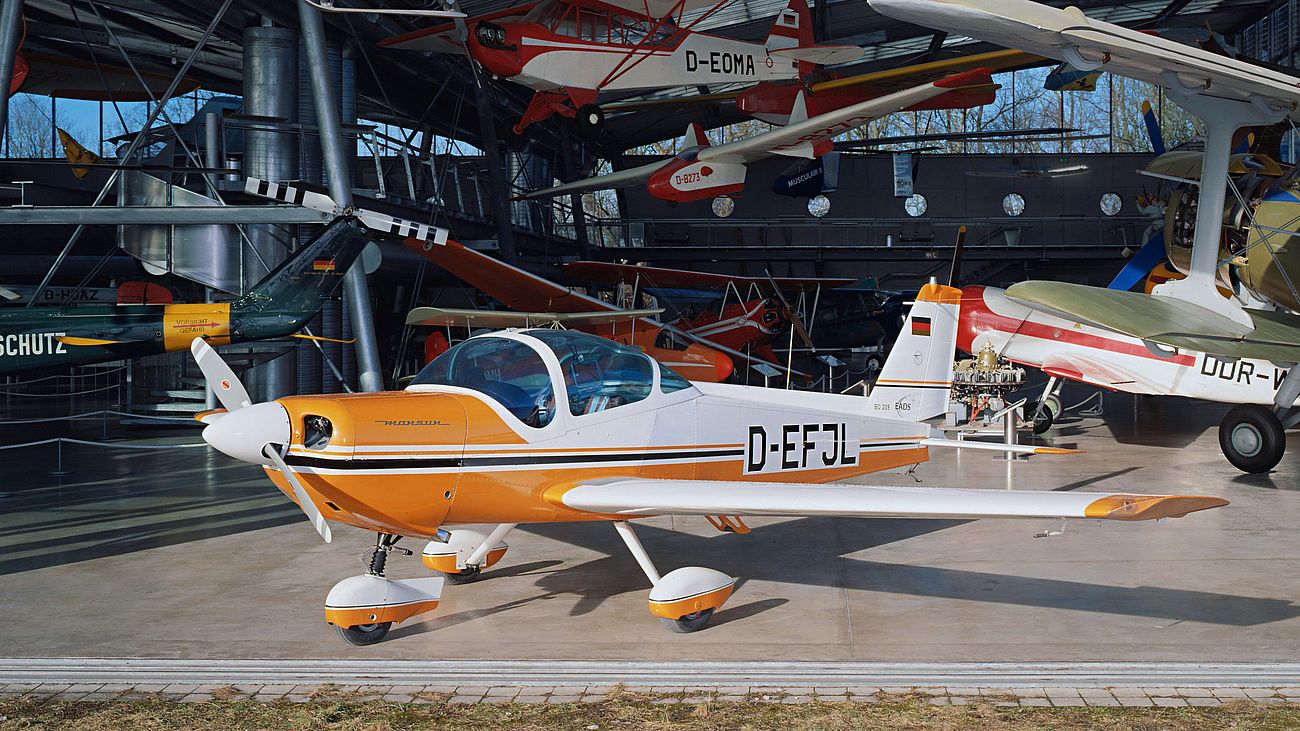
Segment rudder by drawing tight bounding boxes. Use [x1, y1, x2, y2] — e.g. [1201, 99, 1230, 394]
[866, 283, 960, 421]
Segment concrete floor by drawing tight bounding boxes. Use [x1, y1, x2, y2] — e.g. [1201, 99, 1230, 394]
[1, 391, 1297, 662]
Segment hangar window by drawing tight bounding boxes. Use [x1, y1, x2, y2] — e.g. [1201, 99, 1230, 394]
[411, 337, 556, 428]
[1003, 193, 1025, 217]
[1100, 192, 1123, 216]
[903, 194, 927, 217]
[530, 330, 655, 416]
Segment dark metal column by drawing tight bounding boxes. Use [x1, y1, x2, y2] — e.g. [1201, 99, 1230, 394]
[298, 0, 384, 393]
[0, 0, 22, 149]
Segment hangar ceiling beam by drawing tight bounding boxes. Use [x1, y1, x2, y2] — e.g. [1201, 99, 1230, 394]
[299, 0, 384, 393]
[0, 206, 333, 225]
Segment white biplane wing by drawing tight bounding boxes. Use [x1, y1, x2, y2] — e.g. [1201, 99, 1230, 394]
[868, 0, 1300, 111]
[406, 307, 664, 328]
[558, 479, 1227, 521]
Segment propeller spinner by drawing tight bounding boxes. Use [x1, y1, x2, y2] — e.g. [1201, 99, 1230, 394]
[191, 337, 332, 543]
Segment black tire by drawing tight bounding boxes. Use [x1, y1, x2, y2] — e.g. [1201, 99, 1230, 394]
[442, 565, 482, 585]
[494, 117, 529, 152]
[336, 622, 391, 646]
[661, 608, 714, 634]
[574, 104, 605, 141]
[1219, 404, 1285, 474]
[1025, 399, 1054, 435]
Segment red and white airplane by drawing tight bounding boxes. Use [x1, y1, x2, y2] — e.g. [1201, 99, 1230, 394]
[381, 0, 862, 136]
[958, 285, 1300, 472]
[517, 68, 996, 204]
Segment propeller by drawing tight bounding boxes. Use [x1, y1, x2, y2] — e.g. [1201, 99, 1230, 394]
[191, 338, 252, 412]
[263, 444, 333, 543]
[190, 336, 332, 543]
[764, 271, 816, 352]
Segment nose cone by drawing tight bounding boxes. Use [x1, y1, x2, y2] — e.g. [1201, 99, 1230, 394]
[202, 401, 291, 464]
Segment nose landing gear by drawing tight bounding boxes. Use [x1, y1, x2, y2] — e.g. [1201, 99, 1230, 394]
[325, 534, 444, 646]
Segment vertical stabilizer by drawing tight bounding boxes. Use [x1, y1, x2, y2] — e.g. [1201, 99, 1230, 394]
[766, 0, 814, 52]
[687, 122, 710, 148]
[866, 283, 960, 421]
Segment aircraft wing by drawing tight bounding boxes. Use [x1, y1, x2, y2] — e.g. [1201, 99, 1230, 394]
[564, 261, 855, 291]
[406, 307, 663, 328]
[868, 0, 1300, 115]
[557, 479, 1226, 521]
[379, 4, 537, 52]
[1038, 352, 1154, 393]
[404, 239, 624, 315]
[515, 160, 668, 201]
[700, 68, 996, 164]
[1006, 281, 1300, 363]
[603, 49, 1042, 114]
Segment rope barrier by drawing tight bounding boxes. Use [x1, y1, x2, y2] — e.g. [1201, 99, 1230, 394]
[0, 383, 122, 397]
[0, 409, 197, 424]
[0, 437, 205, 451]
[0, 365, 126, 387]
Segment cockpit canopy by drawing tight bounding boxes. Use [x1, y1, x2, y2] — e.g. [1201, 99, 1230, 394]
[409, 330, 692, 428]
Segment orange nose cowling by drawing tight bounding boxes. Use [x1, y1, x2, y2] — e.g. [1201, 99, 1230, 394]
[274, 392, 470, 536]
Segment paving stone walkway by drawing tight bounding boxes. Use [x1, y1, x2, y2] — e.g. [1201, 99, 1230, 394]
[3, 682, 1298, 706]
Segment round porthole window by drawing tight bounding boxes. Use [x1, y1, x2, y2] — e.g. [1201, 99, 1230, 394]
[807, 194, 831, 218]
[904, 194, 928, 217]
[1100, 192, 1123, 216]
[711, 195, 735, 218]
[1003, 192, 1026, 217]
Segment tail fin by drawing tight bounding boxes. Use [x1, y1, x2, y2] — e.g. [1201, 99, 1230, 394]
[766, 0, 814, 53]
[687, 122, 710, 148]
[236, 217, 371, 320]
[866, 283, 960, 421]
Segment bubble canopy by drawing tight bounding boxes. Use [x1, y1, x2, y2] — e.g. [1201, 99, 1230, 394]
[409, 330, 693, 427]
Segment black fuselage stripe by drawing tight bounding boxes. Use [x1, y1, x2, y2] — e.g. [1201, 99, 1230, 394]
[285, 448, 745, 471]
[282, 442, 921, 471]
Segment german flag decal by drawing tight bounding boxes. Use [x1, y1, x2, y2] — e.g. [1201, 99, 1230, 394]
[312, 259, 336, 272]
[912, 316, 932, 336]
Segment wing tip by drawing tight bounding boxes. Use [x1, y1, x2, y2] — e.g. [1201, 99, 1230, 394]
[1085, 494, 1229, 521]
[1032, 447, 1084, 455]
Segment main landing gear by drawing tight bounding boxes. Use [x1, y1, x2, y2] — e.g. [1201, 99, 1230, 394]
[1026, 376, 1063, 435]
[324, 534, 444, 646]
[613, 520, 736, 633]
[422, 524, 515, 584]
[1219, 365, 1300, 473]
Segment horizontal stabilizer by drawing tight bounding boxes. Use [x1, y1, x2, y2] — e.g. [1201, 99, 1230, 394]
[556, 479, 1226, 521]
[770, 45, 864, 65]
[57, 336, 127, 346]
[921, 438, 1082, 455]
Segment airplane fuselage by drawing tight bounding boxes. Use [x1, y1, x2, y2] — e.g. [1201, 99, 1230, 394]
[263, 335, 929, 538]
[472, 20, 800, 93]
[959, 285, 1298, 407]
[0, 303, 232, 374]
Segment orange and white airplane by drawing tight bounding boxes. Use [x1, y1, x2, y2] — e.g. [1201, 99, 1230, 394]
[192, 278, 1226, 645]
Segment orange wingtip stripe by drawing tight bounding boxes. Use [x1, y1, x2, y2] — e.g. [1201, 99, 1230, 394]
[1032, 447, 1084, 455]
[1084, 495, 1229, 521]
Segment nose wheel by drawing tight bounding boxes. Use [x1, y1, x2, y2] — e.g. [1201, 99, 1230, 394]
[325, 534, 444, 646]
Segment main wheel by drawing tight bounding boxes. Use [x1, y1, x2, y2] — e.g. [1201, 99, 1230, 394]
[662, 608, 715, 634]
[442, 565, 482, 585]
[336, 621, 391, 646]
[1025, 399, 1054, 435]
[1042, 393, 1063, 418]
[574, 104, 605, 140]
[1219, 404, 1285, 473]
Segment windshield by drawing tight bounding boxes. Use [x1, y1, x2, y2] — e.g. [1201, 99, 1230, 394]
[410, 336, 555, 428]
[526, 330, 655, 416]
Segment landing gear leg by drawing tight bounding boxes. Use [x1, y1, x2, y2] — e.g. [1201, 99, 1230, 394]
[422, 524, 515, 583]
[1219, 365, 1299, 473]
[612, 521, 735, 634]
[1028, 376, 1060, 435]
